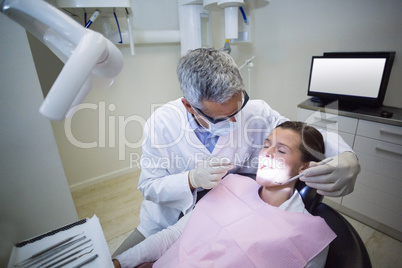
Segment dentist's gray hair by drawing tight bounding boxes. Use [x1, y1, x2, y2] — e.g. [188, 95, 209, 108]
[177, 48, 244, 109]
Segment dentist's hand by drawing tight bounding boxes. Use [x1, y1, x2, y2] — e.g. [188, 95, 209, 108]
[300, 152, 361, 197]
[189, 157, 233, 190]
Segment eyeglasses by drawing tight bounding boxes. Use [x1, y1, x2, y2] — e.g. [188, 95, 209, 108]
[194, 90, 249, 124]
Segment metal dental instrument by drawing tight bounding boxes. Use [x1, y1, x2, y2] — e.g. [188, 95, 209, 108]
[203, 154, 251, 169]
[16, 236, 87, 268]
[39, 245, 93, 268]
[72, 254, 99, 268]
[231, 163, 251, 168]
[15, 232, 83, 267]
[39, 239, 92, 267]
[275, 158, 334, 185]
[52, 249, 94, 268]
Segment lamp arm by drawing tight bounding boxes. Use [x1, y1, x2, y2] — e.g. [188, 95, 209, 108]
[1, 0, 124, 121]
[40, 31, 107, 120]
[2, 0, 86, 46]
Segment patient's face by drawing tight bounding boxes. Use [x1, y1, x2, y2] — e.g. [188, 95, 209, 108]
[256, 128, 305, 187]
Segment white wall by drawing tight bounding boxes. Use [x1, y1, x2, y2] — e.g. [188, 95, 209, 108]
[33, 0, 402, 189]
[47, 0, 183, 189]
[51, 44, 182, 189]
[0, 14, 78, 266]
[230, 0, 402, 120]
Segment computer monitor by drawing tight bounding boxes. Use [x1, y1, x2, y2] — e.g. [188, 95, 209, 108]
[307, 52, 395, 106]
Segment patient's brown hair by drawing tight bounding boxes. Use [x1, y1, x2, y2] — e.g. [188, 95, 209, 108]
[276, 121, 325, 163]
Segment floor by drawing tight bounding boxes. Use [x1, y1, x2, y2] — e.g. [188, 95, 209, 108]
[71, 170, 143, 254]
[71, 171, 402, 267]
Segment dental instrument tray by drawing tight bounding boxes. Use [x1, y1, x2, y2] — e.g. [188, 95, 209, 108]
[8, 215, 112, 268]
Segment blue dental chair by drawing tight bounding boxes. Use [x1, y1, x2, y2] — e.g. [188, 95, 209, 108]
[296, 181, 372, 268]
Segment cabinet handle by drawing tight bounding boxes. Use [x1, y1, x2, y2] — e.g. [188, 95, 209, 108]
[313, 117, 337, 124]
[380, 128, 402, 137]
[375, 146, 402, 157]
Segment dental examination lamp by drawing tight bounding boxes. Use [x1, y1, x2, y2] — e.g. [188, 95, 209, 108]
[1, 0, 124, 121]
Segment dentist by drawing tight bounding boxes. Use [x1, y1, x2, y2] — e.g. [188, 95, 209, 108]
[113, 48, 360, 257]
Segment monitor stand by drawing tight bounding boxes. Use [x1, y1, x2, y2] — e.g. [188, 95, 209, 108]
[337, 101, 361, 112]
[310, 97, 360, 112]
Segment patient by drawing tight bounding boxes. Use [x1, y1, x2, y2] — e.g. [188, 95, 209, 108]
[113, 121, 336, 268]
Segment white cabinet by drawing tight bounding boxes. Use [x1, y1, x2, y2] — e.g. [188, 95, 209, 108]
[356, 120, 402, 146]
[343, 120, 402, 235]
[298, 108, 358, 148]
[298, 104, 402, 241]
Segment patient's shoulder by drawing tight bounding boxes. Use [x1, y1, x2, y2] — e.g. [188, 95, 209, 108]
[279, 190, 311, 215]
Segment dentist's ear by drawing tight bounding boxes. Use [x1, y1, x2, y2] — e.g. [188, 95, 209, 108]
[181, 98, 195, 114]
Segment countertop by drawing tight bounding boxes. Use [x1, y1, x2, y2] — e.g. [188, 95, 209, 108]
[298, 98, 402, 127]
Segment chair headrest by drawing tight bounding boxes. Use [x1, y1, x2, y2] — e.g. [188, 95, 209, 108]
[296, 180, 323, 213]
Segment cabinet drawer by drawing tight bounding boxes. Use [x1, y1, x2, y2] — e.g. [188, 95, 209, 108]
[357, 120, 402, 145]
[356, 151, 402, 182]
[339, 132, 355, 148]
[354, 136, 402, 163]
[342, 189, 402, 233]
[298, 109, 358, 134]
[347, 181, 401, 216]
[355, 168, 402, 197]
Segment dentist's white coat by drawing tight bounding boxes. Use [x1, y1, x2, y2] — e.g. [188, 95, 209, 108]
[137, 98, 351, 237]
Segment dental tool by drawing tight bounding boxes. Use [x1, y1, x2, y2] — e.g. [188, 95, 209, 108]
[72, 253, 99, 268]
[238, 56, 256, 70]
[232, 154, 251, 168]
[42, 245, 93, 268]
[38, 239, 92, 267]
[16, 236, 88, 267]
[14, 232, 83, 267]
[275, 158, 333, 185]
[231, 163, 251, 168]
[201, 157, 251, 169]
[85, 10, 100, 28]
[51, 249, 94, 268]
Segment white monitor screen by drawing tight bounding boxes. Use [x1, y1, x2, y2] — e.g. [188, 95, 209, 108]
[308, 58, 387, 98]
